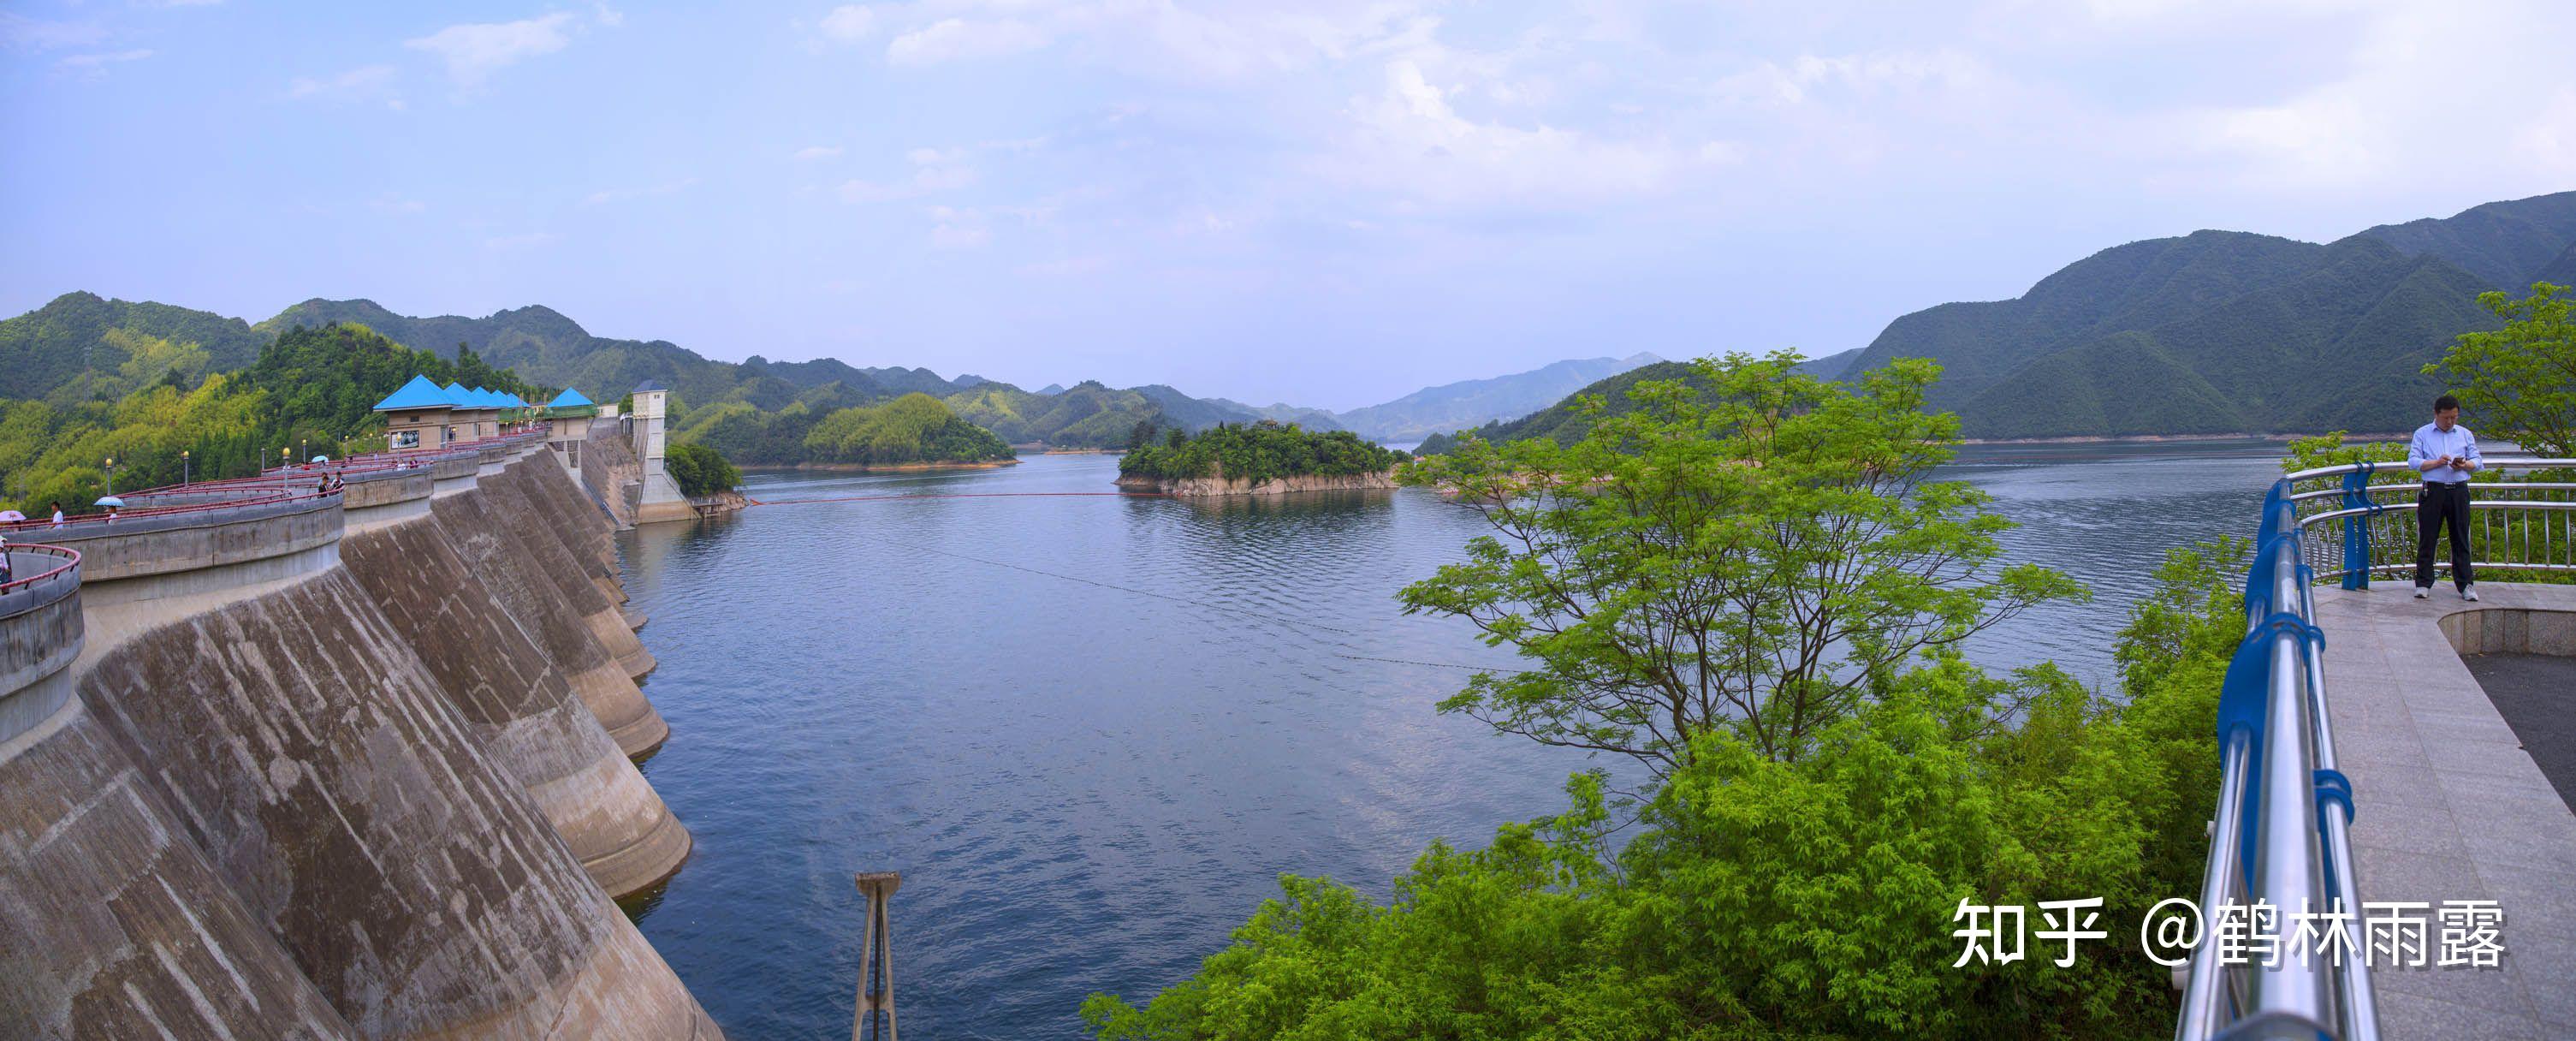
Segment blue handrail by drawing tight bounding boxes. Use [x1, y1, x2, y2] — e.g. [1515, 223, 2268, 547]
[2176, 476, 2377, 1040]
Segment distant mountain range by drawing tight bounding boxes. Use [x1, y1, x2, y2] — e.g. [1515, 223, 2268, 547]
[1425, 190, 2574, 449]
[12, 189, 2566, 450]
[1329, 354, 1665, 443]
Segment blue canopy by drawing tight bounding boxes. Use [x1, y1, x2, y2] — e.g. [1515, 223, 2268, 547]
[372, 375, 456, 412]
[547, 388, 596, 408]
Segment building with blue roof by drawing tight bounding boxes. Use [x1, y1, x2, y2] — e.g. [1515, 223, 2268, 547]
[375, 375, 462, 451]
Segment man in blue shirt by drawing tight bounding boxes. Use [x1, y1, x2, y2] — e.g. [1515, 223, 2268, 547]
[2407, 394, 2483, 600]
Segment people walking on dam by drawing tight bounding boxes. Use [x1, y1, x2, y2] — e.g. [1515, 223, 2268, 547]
[2409, 393, 2484, 601]
[0, 532, 12, 583]
[49, 501, 62, 527]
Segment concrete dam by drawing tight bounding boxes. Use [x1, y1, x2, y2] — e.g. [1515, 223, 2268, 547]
[1, 431, 722, 1038]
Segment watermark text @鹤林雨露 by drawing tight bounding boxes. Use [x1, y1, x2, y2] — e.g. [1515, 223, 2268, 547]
[1948, 897, 2507, 969]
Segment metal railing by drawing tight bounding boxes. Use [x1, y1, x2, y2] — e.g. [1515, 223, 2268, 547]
[0, 543, 81, 618]
[2283, 458, 2576, 585]
[2178, 478, 2374, 1041]
[2181, 456, 2573, 1040]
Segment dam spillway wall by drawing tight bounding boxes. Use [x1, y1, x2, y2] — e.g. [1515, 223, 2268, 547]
[430, 469, 671, 758]
[335, 463, 692, 899]
[0, 438, 719, 1038]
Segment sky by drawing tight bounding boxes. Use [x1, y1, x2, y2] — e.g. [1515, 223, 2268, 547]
[3, 1, 2573, 410]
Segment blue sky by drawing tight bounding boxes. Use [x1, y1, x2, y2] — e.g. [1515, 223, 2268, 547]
[3, 1, 2571, 409]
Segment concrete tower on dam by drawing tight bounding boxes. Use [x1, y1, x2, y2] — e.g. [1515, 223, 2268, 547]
[0, 417, 721, 1039]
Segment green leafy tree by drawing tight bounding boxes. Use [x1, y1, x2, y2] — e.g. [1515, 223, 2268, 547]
[664, 441, 741, 497]
[1120, 423, 1398, 485]
[1398, 354, 2085, 776]
[2425, 282, 2574, 455]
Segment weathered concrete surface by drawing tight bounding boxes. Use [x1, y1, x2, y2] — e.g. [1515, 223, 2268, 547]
[2, 699, 356, 1040]
[71, 567, 718, 1038]
[431, 483, 670, 758]
[0, 556, 81, 743]
[480, 466, 657, 681]
[580, 421, 642, 531]
[339, 514, 691, 899]
[2315, 582, 2576, 1041]
[42, 496, 342, 587]
[514, 458, 630, 609]
[496, 461, 634, 627]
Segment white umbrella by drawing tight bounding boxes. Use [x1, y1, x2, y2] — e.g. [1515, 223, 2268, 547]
[312, 455, 331, 463]
[0, 510, 24, 523]
[94, 496, 125, 508]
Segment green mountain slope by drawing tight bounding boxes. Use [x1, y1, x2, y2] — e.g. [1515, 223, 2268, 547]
[1, 291, 270, 401]
[1333, 353, 1664, 443]
[1414, 360, 1706, 455]
[2353, 190, 2576, 289]
[258, 298, 893, 408]
[1843, 230, 2331, 411]
[1959, 240, 2497, 437]
[1427, 191, 2573, 450]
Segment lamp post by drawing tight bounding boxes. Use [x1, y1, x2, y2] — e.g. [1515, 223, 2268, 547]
[181, 449, 191, 486]
[104, 455, 115, 493]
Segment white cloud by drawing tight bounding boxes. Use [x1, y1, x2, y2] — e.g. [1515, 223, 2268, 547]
[795, 145, 846, 160]
[592, 3, 626, 28]
[887, 18, 1048, 66]
[838, 146, 981, 202]
[1326, 59, 1678, 208]
[0, 14, 108, 51]
[288, 64, 398, 104]
[926, 206, 991, 248]
[2158, 0, 2576, 193]
[485, 230, 561, 250]
[583, 177, 700, 205]
[57, 49, 154, 74]
[819, 5, 877, 42]
[406, 12, 578, 86]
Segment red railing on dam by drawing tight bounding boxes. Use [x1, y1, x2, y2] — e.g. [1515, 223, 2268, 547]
[2, 431, 552, 539]
[0, 543, 80, 610]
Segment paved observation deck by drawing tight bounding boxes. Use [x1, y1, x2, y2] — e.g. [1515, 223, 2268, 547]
[2317, 582, 2576, 1040]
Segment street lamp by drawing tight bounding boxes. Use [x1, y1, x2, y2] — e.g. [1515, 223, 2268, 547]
[104, 455, 115, 492]
[181, 449, 191, 486]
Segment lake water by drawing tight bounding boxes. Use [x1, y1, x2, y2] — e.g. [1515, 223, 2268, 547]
[618, 440, 2290, 1038]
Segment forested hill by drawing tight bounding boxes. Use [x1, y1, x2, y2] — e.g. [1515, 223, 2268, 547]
[1422, 190, 2574, 450]
[255, 298, 926, 412]
[1834, 190, 2575, 438]
[1, 291, 270, 401]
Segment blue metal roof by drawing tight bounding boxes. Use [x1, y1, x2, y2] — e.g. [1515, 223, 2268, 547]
[547, 388, 596, 408]
[372, 374, 456, 412]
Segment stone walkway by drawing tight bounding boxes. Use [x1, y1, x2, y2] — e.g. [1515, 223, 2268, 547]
[2313, 581, 2576, 1040]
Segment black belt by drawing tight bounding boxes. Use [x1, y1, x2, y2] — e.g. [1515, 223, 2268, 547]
[2424, 480, 2469, 489]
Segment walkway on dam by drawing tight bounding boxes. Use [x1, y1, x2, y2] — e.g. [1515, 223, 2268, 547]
[2317, 581, 2576, 1040]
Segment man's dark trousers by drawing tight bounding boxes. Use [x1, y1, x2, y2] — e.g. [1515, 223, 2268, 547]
[2416, 480, 2475, 591]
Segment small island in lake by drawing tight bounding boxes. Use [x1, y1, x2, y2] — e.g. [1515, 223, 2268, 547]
[1116, 422, 1404, 496]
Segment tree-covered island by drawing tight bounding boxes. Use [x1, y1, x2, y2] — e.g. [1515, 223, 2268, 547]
[1115, 422, 1404, 496]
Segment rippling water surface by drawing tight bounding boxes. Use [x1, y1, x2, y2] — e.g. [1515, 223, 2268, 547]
[620, 441, 2287, 1038]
